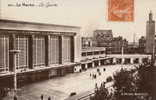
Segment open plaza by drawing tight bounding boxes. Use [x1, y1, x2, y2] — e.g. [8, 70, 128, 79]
[3, 64, 137, 100]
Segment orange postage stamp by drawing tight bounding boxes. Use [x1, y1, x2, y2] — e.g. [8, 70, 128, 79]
[108, 0, 134, 21]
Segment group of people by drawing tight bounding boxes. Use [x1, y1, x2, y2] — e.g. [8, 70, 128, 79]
[89, 68, 106, 79]
[13, 94, 52, 100]
[40, 94, 53, 100]
[90, 73, 97, 79]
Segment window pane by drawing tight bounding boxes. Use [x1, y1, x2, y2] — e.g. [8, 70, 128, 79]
[62, 36, 71, 63]
[33, 36, 45, 67]
[0, 36, 9, 72]
[16, 36, 28, 69]
[49, 36, 59, 64]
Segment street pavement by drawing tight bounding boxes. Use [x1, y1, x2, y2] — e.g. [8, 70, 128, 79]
[3, 64, 136, 100]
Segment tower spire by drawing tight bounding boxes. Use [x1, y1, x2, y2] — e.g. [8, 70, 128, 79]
[149, 10, 153, 21]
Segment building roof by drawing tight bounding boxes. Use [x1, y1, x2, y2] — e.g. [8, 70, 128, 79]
[0, 19, 81, 34]
[82, 37, 93, 39]
[94, 29, 112, 32]
[0, 19, 80, 28]
[112, 36, 123, 41]
[82, 47, 105, 52]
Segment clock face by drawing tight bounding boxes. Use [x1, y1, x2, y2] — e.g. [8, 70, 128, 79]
[108, 0, 134, 21]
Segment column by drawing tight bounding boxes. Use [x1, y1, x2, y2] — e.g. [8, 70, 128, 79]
[85, 63, 88, 69]
[28, 35, 34, 69]
[139, 58, 142, 64]
[122, 58, 125, 64]
[92, 62, 95, 68]
[130, 58, 134, 64]
[9, 34, 16, 72]
[45, 35, 50, 66]
[59, 36, 62, 64]
[113, 58, 116, 64]
[98, 60, 101, 66]
[71, 36, 75, 62]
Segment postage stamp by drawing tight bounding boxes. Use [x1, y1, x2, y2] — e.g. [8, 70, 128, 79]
[108, 0, 134, 21]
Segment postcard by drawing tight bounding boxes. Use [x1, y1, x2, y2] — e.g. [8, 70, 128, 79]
[0, 0, 156, 100]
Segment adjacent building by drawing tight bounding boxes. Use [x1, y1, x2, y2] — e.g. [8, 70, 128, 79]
[93, 30, 113, 54]
[112, 36, 128, 54]
[139, 36, 146, 54]
[79, 47, 113, 71]
[81, 37, 93, 48]
[126, 42, 139, 54]
[79, 36, 112, 72]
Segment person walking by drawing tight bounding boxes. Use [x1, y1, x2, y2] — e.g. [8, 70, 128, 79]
[40, 94, 43, 100]
[48, 96, 51, 100]
[14, 95, 17, 100]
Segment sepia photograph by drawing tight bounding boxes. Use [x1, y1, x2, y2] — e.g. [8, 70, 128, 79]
[0, 0, 156, 100]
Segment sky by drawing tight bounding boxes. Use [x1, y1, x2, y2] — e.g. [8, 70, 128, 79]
[0, 0, 156, 42]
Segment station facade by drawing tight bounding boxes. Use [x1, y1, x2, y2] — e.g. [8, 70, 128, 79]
[0, 19, 81, 87]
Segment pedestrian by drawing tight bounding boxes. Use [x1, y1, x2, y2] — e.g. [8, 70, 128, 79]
[103, 82, 106, 88]
[103, 68, 106, 72]
[92, 74, 94, 79]
[95, 83, 98, 91]
[13, 95, 17, 100]
[48, 96, 51, 100]
[95, 74, 96, 79]
[79, 69, 81, 72]
[93, 74, 96, 79]
[97, 68, 100, 72]
[41, 94, 43, 100]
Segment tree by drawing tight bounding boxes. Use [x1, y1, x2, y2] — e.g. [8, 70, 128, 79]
[90, 82, 110, 100]
[113, 68, 136, 100]
[91, 63, 156, 100]
[136, 63, 156, 100]
[113, 63, 156, 100]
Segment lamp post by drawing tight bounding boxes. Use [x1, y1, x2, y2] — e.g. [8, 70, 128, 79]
[9, 50, 21, 93]
[152, 43, 155, 66]
[122, 44, 124, 56]
[152, 33, 156, 66]
[121, 41, 124, 67]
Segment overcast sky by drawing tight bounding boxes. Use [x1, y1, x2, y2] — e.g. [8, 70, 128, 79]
[1, 0, 156, 42]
